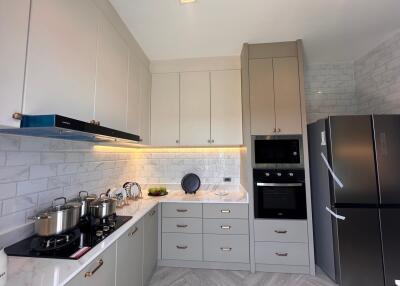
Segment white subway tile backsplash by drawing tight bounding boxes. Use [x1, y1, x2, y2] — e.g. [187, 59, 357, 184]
[0, 183, 17, 200]
[41, 152, 65, 164]
[30, 164, 57, 179]
[0, 166, 30, 183]
[17, 179, 48, 195]
[2, 194, 38, 215]
[37, 188, 64, 205]
[0, 152, 5, 166]
[6, 152, 41, 166]
[0, 135, 20, 151]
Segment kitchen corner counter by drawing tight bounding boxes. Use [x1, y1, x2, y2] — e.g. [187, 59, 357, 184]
[5, 185, 248, 286]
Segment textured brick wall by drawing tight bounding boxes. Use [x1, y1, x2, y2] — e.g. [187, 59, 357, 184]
[354, 31, 400, 114]
[0, 134, 239, 242]
[304, 63, 357, 123]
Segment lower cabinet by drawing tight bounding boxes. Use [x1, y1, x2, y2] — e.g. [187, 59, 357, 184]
[66, 243, 117, 286]
[160, 202, 250, 269]
[143, 206, 158, 286]
[116, 220, 144, 286]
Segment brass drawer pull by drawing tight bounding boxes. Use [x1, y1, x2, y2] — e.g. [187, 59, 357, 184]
[275, 252, 288, 257]
[176, 245, 188, 250]
[176, 209, 188, 213]
[176, 224, 188, 228]
[129, 226, 138, 236]
[274, 230, 288, 234]
[220, 225, 231, 230]
[220, 247, 232, 251]
[84, 259, 104, 278]
[221, 209, 231, 214]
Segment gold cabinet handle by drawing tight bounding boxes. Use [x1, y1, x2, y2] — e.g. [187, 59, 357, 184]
[220, 225, 231, 230]
[176, 245, 188, 250]
[128, 226, 138, 237]
[275, 252, 288, 257]
[274, 230, 288, 234]
[176, 209, 188, 213]
[221, 209, 231, 214]
[84, 259, 104, 278]
[220, 247, 232, 251]
[176, 224, 188, 228]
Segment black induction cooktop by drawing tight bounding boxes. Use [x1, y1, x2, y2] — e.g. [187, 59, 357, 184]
[5, 215, 132, 260]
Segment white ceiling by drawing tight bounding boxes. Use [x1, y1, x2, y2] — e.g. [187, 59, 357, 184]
[110, 0, 400, 63]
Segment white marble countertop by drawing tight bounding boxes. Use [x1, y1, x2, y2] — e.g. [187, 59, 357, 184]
[5, 185, 248, 286]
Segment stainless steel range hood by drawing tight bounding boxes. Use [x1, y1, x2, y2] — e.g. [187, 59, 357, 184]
[0, 114, 141, 145]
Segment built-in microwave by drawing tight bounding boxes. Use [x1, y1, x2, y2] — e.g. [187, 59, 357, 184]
[252, 135, 303, 169]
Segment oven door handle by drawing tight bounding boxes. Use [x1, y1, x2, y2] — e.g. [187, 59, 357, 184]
[256, 183, 303, 187]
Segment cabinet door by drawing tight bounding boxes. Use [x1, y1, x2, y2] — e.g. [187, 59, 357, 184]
[249, 59, 275, 135]
[210, 70, 242, 145]
[66, 243, 116, 286]
[143, 206, 158, 286]
[273, 57, 302, 134]
[95, 14, 129, 131]
[0, 0, 30, 127]
[23, 0, 98, 122]
[126, 54, 141, 136]
[116, 220, 143, 286]
[139, 64, 151, 144]
[180, 72, 210, 146]
[151, 73, 180, 146]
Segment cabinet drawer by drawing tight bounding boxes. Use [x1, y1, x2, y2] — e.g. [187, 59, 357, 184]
[203, 234, 249, 263]
[162, 233, 202, 261]
[203, 219, 248, 235]
[254, 219, 308, 242]
[66, 243, 116, 286]
[255, 242, 309, 266]
[162, 203, 202, 218]
[203, 203, 248, 219]
[163, 218, 202, 234]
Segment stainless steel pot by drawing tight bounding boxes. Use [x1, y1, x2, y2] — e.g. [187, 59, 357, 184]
[89, 193, 117, 218]
[70, 191, 97, 217]
[32, 197, 81, 237]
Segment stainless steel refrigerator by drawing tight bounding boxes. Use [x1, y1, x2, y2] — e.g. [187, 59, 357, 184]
[308, 115, 400, 286]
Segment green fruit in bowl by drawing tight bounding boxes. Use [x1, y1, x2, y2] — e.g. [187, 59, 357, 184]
[148, 187, 167, 195]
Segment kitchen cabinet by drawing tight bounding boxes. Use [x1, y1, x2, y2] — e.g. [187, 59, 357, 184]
[151, 73, 180, 146]
[139, 64, 151, 144]
[143, 206, 158, 286]
[210, 70, 243, 145]
[180, 71, 211, 146]
[249, 57, 302, 135]
[95, 14, 129, 131]
[116, 220, 144, 286]
[126, 55, 141, 136]
[23, 0, 98, 123]
[66, 243, 116, 286]
[0, 0, 30, 127]
[273, 57, 302, 134]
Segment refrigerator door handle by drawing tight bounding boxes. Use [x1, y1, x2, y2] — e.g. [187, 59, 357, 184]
[321, 152, 344, 188]
[325, 206, 346, 220]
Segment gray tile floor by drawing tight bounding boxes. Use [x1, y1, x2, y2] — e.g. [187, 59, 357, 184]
[149, 267, 338, 286]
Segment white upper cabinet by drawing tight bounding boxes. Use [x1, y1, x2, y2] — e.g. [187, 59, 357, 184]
[273, 57, 302, 134]
[210, 70, 242, 145]
[23, 0, 98, 122]
[138, 64, 151, 144]
[180, 71, 211, 146]
[126, 54, 141, 136]
[249, 58, 275, 135]
[0, 0, 30, 127]
[151, 73, 180, 146]
[95, 14, 129, 131]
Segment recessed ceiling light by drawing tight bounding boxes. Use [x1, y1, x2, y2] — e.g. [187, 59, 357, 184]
[180, 0, 196, 4]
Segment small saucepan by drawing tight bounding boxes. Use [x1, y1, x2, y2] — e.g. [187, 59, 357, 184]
[70, 191, 97, 217]
[89, 192, 117, 218]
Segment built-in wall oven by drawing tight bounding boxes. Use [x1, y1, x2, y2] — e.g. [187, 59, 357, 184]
[253, 169, 307, 219]
[252, 135, 303, 169]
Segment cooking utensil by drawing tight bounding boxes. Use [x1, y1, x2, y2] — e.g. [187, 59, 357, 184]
[70, 191, 97, 217]
[89, 192, 117, 218]
[181, 173, 201, 194]
[32, 197, 81, 237]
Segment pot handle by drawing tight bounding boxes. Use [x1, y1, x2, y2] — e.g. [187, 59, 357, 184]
[99, 193, 107, 198]
[79, 191, 89, 198]
[52, 197, 67, 207]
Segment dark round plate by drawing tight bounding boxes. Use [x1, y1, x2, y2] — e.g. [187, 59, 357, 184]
[181, 173, 201, 194]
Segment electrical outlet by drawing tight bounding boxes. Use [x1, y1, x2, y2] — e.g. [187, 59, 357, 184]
[223, 177, 232, 182]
